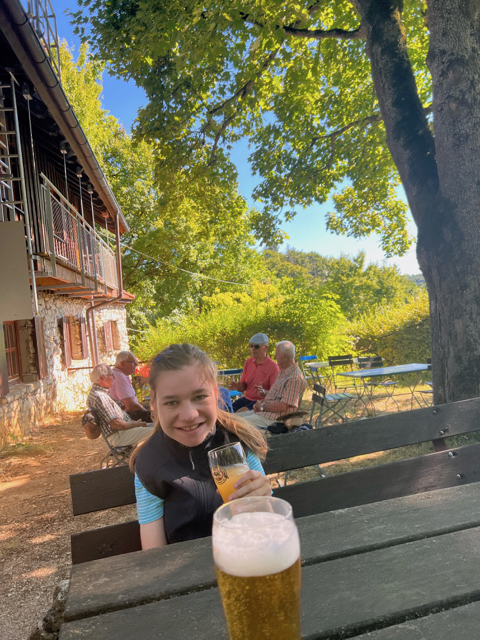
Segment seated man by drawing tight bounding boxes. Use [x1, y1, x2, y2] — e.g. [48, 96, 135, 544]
[241, 341, 307, 430]
[87, 363, 155, 447]
[229, 333, 279, 412]
[109, 351, 152, 422]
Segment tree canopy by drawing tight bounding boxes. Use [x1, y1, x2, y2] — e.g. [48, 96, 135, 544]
[72, 0, 480, 404]
[71, 0, 421, 256]
[61, 42, 265, 325]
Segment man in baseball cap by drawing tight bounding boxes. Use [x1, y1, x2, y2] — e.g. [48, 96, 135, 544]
[229, 333, 279, 412]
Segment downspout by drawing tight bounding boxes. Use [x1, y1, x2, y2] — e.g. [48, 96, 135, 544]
[86, 213, 124, 366]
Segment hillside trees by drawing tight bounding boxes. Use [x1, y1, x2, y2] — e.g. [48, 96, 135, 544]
[60, 43, 265, 324]
[73, 0, 480, 404]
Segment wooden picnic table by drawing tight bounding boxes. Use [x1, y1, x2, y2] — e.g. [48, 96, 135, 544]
[61, 481, 480, 639]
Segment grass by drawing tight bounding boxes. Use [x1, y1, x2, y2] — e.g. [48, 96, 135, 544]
[280, 380, 478, 487]
[0, 442, 54, 459]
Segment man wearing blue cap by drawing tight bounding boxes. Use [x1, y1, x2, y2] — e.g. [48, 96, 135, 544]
[229, 333, 279, 412]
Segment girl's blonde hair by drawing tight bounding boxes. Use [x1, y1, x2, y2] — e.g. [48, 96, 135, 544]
[130, 344, 268, 470]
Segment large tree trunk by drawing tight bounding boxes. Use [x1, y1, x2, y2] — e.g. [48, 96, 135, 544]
[421, 0, 480, 403]
[356, 0, 480, 403]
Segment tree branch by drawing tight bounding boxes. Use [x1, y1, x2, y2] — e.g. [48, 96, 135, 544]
[283, 24, 367, 39]
[123, 256, 145, 284]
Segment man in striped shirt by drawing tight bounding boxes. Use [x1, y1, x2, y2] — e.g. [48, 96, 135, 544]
[241, 341, 307, 430]
[86, 364, 154, 446]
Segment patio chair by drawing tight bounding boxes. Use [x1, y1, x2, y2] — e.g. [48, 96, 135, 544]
[417, 360, 433, 406]
[309, 383, 359, 426]
[328, 355, 357, 392]
[357, 356, 399, 413]
[82, 409, 134, 469]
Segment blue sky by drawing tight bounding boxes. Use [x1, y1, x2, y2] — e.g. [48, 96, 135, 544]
[53, 2, 420, 275]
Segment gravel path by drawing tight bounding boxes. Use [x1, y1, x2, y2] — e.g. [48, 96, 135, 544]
[0, 412, 136, 640]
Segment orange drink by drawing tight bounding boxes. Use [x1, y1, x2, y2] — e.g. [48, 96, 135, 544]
[208, 442, 249, 502]
[213, 463, 249, 502]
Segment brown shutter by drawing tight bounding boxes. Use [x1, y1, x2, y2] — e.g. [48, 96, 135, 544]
[104, 321, 114, 353]
[0, 326, 10, 397]
[80, 317, 89, 359]
[33, 316, 48, 379]
[70, 317, 83, 360]
[59, 317, 72, 368]
[112, 321, 121, 350]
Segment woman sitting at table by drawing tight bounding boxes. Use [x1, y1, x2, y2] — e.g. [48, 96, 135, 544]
[130, 343, 271, 549]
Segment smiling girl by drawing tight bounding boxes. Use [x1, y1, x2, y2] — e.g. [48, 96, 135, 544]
[130, 343, 271, 549]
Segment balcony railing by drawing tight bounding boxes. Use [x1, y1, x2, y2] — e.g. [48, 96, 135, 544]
[39, 174, 118, 292]
[22, 0, 61, 80]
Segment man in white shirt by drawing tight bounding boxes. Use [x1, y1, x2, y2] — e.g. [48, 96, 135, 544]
[109, 351, 151, 421]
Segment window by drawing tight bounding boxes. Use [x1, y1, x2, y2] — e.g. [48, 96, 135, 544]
[104, 320, 121, 353]
[59, 316, 89, 367]
[3, 321, 21, 381]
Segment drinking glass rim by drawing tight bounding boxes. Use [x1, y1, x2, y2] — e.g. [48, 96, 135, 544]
[213, 496, 293, 528]
[208, 441, 245, 458]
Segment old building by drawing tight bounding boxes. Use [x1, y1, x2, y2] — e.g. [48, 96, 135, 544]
[0, 0, 134, 447]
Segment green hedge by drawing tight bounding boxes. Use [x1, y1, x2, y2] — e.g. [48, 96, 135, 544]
[136, 281, 350, 367]
[348, 289, 431, 365]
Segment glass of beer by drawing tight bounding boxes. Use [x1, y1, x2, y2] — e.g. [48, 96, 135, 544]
[212, 496, 301, 640]
[208, 442, 249, 502]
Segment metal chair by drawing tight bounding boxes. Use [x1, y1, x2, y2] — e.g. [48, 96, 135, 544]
[309, 383, 360, 426]
[82, 409, 134, 469]
[328, 355, 358, 393]
[357, 356, 399, 413]
[298, 355, 322, 388]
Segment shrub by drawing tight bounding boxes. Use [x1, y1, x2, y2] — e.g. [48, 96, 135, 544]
[347, 289, 430, 365]
[135, 280, 349, 367]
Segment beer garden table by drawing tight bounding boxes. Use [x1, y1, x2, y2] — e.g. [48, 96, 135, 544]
[60, 482, 480, 639]
[338, 362, 431, 410]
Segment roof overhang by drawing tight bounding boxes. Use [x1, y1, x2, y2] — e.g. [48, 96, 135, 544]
[0, 0, 130, 233]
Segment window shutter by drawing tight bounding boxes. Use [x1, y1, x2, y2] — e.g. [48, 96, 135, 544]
[33, 316, 48, 379]
[60, 317, 72, 368]
[69, 317, 84, 360]
[0, 327, 10, 397]
[104, 321, 114, 354]
[80, 317, 89, 359]
[112, 321, 121, 350]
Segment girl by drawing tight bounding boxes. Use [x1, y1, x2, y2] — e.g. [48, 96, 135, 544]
[131, 343, 271, 549]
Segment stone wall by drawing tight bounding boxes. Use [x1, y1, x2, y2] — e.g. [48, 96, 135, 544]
[0, 292, 130, 449]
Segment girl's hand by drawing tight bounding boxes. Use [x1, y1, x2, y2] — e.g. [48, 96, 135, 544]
[229, 470, 271, 500]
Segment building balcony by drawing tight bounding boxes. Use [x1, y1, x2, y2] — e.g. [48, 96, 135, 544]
[34, 174, 124, 299]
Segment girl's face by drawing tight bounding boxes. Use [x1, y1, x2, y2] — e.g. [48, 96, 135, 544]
[153, 365, 218, 447]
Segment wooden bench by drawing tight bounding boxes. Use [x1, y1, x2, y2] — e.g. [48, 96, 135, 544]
[69, 396, 480, 564]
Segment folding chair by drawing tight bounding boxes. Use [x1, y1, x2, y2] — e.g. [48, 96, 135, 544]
[357, 356, 399, 413]
[82, 409, 134, 469]
[298, 355, 322, 388]
[328, 355, 357, 393]
[309, 383, 359, 426]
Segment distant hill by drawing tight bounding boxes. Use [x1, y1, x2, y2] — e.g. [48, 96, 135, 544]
[406, 273, 426, 287]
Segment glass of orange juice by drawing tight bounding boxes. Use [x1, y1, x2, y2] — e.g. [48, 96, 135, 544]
[209, 442, 249, 502]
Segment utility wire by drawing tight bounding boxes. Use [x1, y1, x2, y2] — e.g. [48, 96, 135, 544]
[119, 241, 250, 287]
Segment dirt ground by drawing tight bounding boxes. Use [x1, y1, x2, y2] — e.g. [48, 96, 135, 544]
[0, 412, 136, 640]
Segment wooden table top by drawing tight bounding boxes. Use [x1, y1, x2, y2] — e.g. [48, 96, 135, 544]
[61, 483, 480, 639]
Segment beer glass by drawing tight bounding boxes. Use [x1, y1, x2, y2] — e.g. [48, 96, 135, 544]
[212, 496, 301, 640]
[208, 442, 249, 502]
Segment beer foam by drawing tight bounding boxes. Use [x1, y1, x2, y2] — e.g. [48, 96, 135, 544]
[213, 511, 300, 577]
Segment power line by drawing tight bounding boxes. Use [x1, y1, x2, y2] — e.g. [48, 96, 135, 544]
[120, 241, 250, 287]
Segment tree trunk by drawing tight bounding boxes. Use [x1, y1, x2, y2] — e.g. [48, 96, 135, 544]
[420, 0, 480, 403]
[356, 0, 480, 403]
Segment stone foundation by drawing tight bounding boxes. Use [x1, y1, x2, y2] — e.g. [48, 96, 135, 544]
[0, 292, 129, 449]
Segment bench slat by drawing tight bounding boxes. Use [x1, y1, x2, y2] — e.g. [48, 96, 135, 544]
[273, 442, 480, 518]
[70, 465, 136, 515]
[71, 520, 141, 565]
[264, 396, 480, 474]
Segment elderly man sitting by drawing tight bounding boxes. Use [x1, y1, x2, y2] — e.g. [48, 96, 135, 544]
[229, 333, 279, 412]
[109, 351, 151, 422]
[241, 341, 307, 430]
[87, 364, 155, 447]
